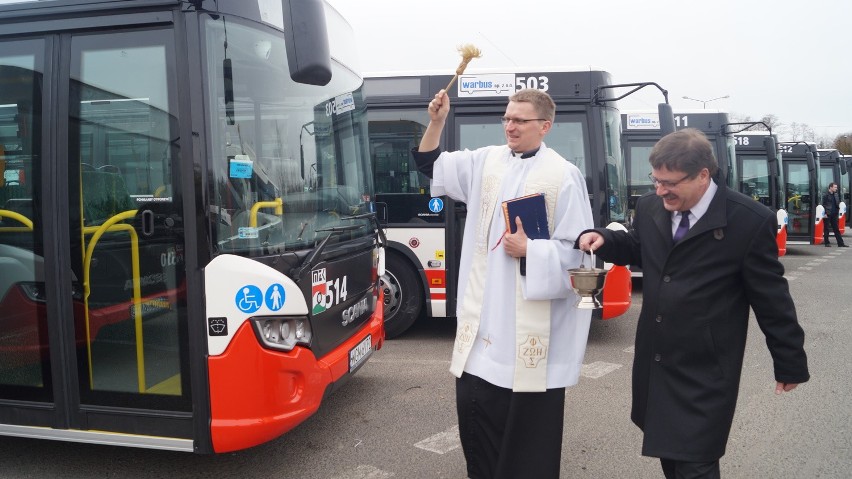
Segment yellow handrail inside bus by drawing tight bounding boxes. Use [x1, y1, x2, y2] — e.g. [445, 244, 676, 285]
[249, 197, 283, 227]
[0, 208, 34, 231]
[81, 209, 146, 393]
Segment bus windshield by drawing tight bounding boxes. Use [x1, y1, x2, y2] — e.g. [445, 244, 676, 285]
[740, 154, 772, 206]
[204, 17, 373, 255]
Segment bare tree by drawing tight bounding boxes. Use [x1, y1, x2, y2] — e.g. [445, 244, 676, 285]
[787, 122, 816, 142]
[759, 114, 782, 132]
[816, 136, 834, 149]
[833, 133, 852, 154]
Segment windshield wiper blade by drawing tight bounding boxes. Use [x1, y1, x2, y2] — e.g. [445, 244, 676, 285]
[314, 224, 364, 233]
[339, 211, 386, 247]
[291, 224, 362, 282]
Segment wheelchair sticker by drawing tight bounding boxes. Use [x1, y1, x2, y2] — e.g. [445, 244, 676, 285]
[235, 284, 263, 313]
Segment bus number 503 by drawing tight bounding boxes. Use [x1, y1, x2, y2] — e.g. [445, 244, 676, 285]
[516, 75, 550, 92]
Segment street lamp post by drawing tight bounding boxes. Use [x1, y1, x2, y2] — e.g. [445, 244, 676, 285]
[682, 95, 730, 109]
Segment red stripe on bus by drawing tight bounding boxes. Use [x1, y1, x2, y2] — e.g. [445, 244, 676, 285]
[424, 269, 445, 286]
[208, 293, 385, 453]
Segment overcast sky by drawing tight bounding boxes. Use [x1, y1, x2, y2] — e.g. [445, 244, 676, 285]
[328, 0, 852, 141]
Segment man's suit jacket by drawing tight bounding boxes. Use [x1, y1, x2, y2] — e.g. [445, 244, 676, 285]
[822, 191, 839, 218]
[590, 184, 809, 462]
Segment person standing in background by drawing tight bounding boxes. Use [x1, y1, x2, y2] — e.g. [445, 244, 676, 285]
[822, 182, 847, 247]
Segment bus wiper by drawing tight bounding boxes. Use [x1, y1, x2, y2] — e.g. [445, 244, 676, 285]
[314, 224, 364, 234]
[341, 211, 386, 248]
[291, 224, 364, 282]
[340, 211, 375, 221]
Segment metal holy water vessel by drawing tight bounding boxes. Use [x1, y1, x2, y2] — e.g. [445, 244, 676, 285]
[567, 250, 607, 309]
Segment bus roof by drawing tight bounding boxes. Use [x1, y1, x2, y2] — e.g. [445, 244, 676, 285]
[364, 68, 614, 103]
[363, 65, 610, 78]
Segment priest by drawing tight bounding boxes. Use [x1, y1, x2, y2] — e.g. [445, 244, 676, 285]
[412, 88, 594, 479]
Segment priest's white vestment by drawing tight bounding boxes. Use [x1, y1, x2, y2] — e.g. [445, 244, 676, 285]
[431, 143, 594, 391]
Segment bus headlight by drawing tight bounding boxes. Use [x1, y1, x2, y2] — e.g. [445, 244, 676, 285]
[250, 316, 312, 352]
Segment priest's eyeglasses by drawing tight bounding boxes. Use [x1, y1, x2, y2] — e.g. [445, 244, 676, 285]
[501, 117, 547, 126]
[648, 172, 691, 189]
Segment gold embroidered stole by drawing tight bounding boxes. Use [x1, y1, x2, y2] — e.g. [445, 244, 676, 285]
[449, 146, 567, 392]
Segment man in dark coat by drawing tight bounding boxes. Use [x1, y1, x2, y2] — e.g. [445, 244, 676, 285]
[821, 181, 847, 247]
[577, 128, 809, 478]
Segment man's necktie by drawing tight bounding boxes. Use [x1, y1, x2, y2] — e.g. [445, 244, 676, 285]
[673, 210, 691, 243]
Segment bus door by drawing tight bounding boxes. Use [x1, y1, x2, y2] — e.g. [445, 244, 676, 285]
[0, 23, 192, 447]
[782, 149, 820, 244]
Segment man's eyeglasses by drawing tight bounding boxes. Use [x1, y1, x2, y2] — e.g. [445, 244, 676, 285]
[501, 117, 547, 126]
[648, 172, 692, 189]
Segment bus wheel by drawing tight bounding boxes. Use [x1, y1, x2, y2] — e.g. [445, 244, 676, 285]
[380, 254, 423, 339]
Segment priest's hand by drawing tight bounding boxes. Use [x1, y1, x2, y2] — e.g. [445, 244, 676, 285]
[419, 90, 450, 152]
[503, 217, 528, 258]
[427, 89, 450, 122]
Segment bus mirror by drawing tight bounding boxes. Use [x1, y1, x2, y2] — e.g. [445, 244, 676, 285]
[657, 103, 676, 135]
[841, 159, 847, 175]
[805, 152, 816, 172]
[283, 0, 332, 86]
[763, 137, 778, 163]
[766, 137, 779, 177]
[223, 58, 235, 125]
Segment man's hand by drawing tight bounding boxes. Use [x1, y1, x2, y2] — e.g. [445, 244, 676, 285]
[502, 216, 528, 258]
[577, 231, 604, 252]
[775, 382, 799, 395]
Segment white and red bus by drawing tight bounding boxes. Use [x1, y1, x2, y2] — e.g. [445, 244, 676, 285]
[364, 68, 650, 338]
[0, 0, 384, 453]
[725, 125, 788, 255]
[778, 142, 824, 245]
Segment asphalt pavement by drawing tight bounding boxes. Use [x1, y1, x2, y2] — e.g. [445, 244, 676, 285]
[0, 239, 850, 478]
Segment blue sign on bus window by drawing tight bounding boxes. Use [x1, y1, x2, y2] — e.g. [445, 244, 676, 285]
[429, 197, 444, 213]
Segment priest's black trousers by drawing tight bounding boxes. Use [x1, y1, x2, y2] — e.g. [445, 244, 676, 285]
[456, 372, 565, 479]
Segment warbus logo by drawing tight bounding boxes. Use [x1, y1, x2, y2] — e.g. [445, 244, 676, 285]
[409, 237, 420, 248]
[626, 114, 660, 130]
[458, 73, 515, 97]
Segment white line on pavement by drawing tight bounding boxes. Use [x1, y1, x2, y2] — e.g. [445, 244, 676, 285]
[414, 425, 461, 454]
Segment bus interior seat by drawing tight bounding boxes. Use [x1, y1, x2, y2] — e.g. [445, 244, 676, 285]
[81, 170, 135, 226]
[3, 198, 33, 220]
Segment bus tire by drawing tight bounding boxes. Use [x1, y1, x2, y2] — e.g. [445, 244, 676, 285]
[380, 253, 423, 339]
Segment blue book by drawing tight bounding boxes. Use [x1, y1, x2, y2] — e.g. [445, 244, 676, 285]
[502, 193, 549, 276]
[502, 193, 549, 239]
